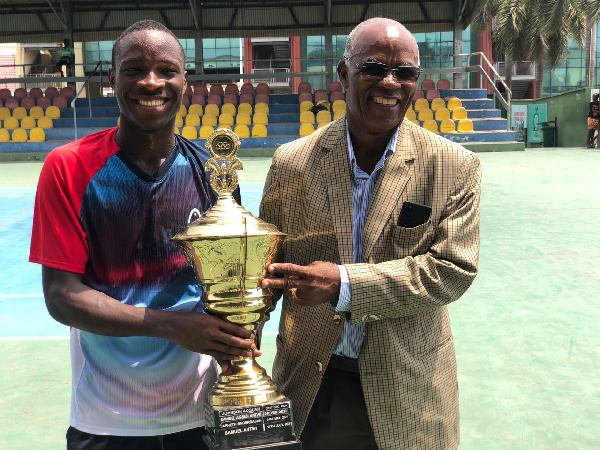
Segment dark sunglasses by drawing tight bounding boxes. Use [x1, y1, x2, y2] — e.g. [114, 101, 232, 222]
[344, 57, 422, 83]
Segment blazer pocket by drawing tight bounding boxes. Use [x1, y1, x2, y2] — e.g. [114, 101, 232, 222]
[389, 220, 432, 258]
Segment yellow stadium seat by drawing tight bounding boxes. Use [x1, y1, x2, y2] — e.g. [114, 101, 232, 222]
[316, 110, 331, 124]
[422, 119, 439, 134]
[234, 124, 250, 138]
[405, 109, 416, 120]
[11, 127, 28, 142]
[236, 114, 251, 125]
[299, 123, 315, 137]
[409, 118, 420, 126]
[202, 114, 218, 126]
[188, 104, 203, 116]
[253, 113, 268, 125]
[20, 116, 36, 129]
[447, 97, 463, 111]
[174, 127, 180, 135]
[219, 113, 235, 126]
[300, 101, 314, 112]
[37, 116, 53, 129]
[12, 107, 27, 119]
[199, 125, 214, 139]
[435, 108, 451, 121]
[254, 103, 269, 115]
[0, 107, 10, 119]
[205, 104, 220, 116]
[29, 127, 45, 142]
[414, 98, 429, 111]
[175, 115, 184, 127]
[3, 117, 19, 129]
[217, 124, 231, 130]
[181, 125, 198, 140]
[45, 105, 61, 119]
[221, 103, 236, 116]
[238, 103, 252, 115]
[29, 106, 44, 119]
[439, 119, 456, 134]
[251, 124, 268, 137]
[316, 100, 330, 110]
[317, 121, 329, 129]
[333, 111, 344, 120]
[300, 111, 315, 124]
[457, 119, 474, 133]
[430, 98, 446, 112]
[178, 104, 187, 117]
[185, 113, 201, 127]
[0, 128, 9, 142]
[332, 100, 346, 113]
[418, 108, 433, 121]
[452, 107, 467, 120]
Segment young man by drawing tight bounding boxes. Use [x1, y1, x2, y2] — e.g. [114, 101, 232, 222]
[260, 18, 481, 450]
[30, 20, 257, 450]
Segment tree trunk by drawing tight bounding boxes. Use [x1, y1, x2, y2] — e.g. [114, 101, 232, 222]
[505, 55, 513, 93]
[536, 60, 544, 98]
[585, 20, 597, 87]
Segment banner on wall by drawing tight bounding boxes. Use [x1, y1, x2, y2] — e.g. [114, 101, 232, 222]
[511, 105, 528, 142]
[527, 104, 547, 144]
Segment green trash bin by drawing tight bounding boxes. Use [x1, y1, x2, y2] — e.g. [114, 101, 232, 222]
[540, 120, 557, 147]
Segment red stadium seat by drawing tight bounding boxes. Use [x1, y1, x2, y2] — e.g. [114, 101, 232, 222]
[239, 94, 254, 105]
[21, 97, 35, 110]
[420, 79, 435, 91]
[254, 93, 269, 104]
[184, 86, 193, 97]
[298, 92, 313, 103]
[29, 87, 43, 99]
[4, 98, 19, 110]
[328, 82, 343, 93]
[0, 88, 11, 102]
[224, 83, 239, 96]
[191, 94, 206, 106]
[298, 82, 312, 94]
[240, 83, 255, 95]
[426, 89, 440, 100]
[194, 84, 208, 97]
[44, 86, 59, 99]
[209, 84, 223, 96]
[330, 91, 345, 102]
[207, 94, 222, 106]
[255, 83, 270, 95]
[14, 88, 27, 99]
[181, 95, 190, 106]
[412, 90, 424, 100]
[314, 90, 328, 103]
[60, 87, 75, 98]
[36, 97, 51, 108]
[52, 97, 68, 108]
[437, 78, 451, 90]
[223, 94, 238, 105]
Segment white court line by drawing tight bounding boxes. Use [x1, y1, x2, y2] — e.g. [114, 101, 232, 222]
[0, 294, 44, 298]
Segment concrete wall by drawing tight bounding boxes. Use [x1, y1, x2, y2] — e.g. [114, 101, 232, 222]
[512, 88, 591, 148]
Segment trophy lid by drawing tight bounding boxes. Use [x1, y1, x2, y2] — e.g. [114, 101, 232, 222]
[172, 128, 285, 241]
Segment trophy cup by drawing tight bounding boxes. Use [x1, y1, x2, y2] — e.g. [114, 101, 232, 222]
[172, 129, 302, 450]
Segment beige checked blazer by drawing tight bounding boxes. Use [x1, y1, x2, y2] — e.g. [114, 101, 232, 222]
[259, 116, 481, 449]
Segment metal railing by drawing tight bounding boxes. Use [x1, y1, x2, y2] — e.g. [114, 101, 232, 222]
[72, 61, 105, 140]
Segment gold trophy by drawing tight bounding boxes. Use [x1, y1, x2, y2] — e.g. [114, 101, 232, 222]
[172, 129, 301, 450]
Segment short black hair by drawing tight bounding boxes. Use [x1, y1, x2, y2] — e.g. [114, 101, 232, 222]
[112, 20, 185, 69]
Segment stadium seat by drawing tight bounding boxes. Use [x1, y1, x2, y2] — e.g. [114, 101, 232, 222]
[238, 103, 252, 115]
[207, 94, 222, 106]
[188, 104, 203, 116]
[234, 124, 250, 138]
[314, 90, 328, 103]
[412, 90, 424, 100]
[300, 101, 314, 113]
[240, 83, 255, 95]
[185, 113, 201, 127]
[316, 101, 330, 110]
[422, 119, 438, 134]
[236, 114, 252, 125]
[11, 127, 28, 142]
[12, 107, 27, 119]
[452, 107, 467, 120]
[414, 98, 429, 112]
[317, 121, 330, 129]
[330, 91, 345, 103]
[333, 111, 344, 120]
[45, 105, 61, 119]
[223, 95, 238, 106]
[14, 88, 27, 99]
[298, 92, 313, 103]
[29, 87, 43, 100]
[21, 97, 35, 110]
[298, 82, 312, 94]
[181, 125, 198, 140]
[202, 114, 218, 126]
[44, 86, 59, 99]
[29, 127, 45, 142]
[328, 81, 343, 93]
[36, 97, 51, 108]
[60, 86, 75, 99]
[435, 108, 451, 121]
[417, 108, 433, 121]
[421, 79, 435, 91]
[191, 94, 206, 106]
[332, 100, 346, 113]
[37, 116, 53, 129]
[254, 102, 269, 114]
[175, 115, 184, 127]
[239, 94, 254, 105]
[439, 119, 456, 134]
[255, 83, 270, 95]
[178, 104, 187, 117]
[221, 103, 237, 116]
[52, 97, 67, 108]
[457, 118, 474, 133]
[5, 98, 19, 110]
[405, 109, 416, 121]
[316, 110, 331, 124]
[199, 125, 214, 139]
[20, 116, 36, 129]
[29, 106, 44, 119]
[173, 127, 180, 135]
[255, 94, 269, 105]
[0, 107, 10, 119]
[181, 96, 190, 107]
[251, 124, 268, 137]
[0, 128, 9, 142]
[300, 111, 315, 124]
[225, 84, 239, 96]
[447, 97, 462, 111]
[253, 113, 268, 125]
[426, 89, 440, 100]
[184, 86, 193, 97]
[437, 78, 451, 90]
[209, 84, 223, 96]
[3, 117, 19, 129]
[205, 104, 220, 116]
[194, 84, 208, 97]
[0, 88, 12, 102]
[219, 113, 234, 126]
[217, 124, 231, 130]
[430, 98, 446, 112]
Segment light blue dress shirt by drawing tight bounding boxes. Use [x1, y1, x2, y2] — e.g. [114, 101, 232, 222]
[333, 125, 399, 359]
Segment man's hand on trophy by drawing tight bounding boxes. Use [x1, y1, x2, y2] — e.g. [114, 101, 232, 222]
[261, 261, 340, 306]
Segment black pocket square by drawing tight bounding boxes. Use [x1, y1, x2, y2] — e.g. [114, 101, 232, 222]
[398, 202, 432, 228]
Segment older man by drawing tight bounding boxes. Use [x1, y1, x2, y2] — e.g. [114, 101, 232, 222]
[260, 18, 481, 450]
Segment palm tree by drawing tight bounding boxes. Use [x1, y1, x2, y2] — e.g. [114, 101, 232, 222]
[584, 1, 600, 87]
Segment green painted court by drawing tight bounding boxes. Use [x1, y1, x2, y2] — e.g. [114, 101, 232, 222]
[1, 148, 599, 449]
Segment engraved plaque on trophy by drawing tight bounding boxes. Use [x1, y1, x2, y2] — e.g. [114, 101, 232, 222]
[172, 129, 302, 449]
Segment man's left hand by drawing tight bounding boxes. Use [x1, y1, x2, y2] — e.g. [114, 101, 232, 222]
[260, 261, 340, 306]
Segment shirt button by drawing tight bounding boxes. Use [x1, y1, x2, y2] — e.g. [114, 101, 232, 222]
[332, 314, 342, 324]
[316, 362, 323, 373]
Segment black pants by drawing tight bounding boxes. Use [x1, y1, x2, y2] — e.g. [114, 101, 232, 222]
[301, 356, 378, 450]
[66, 426, 209, 450]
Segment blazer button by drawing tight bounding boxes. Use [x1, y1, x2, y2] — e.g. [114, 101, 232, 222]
[332, 314, 342, 324]
[316, 361, 323, 373]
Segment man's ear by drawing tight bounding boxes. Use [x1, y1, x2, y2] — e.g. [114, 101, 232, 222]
[108, 68, 115, 90]
[337, 60, 349, 90]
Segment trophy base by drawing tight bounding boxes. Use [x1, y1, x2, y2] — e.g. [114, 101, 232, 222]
[204, 396, 302, 450]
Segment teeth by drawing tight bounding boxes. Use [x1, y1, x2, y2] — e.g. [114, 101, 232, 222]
[373, 97, 398, 105]
[138, 99, 165, 107]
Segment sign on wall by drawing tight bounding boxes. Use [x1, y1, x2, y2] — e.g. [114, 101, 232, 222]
[527, 104, 547, 144]
[511, 105, 528, 142]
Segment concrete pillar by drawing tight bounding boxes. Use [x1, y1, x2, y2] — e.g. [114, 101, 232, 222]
[453, 0, 463, 88]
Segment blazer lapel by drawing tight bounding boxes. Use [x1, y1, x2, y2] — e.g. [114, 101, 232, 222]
[362, 120, 416, 259]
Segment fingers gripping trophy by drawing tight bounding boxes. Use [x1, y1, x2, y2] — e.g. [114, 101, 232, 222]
[172, 129, 302, 450]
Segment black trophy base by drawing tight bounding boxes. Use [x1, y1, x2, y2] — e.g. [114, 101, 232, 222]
[203, 397, 302, 450]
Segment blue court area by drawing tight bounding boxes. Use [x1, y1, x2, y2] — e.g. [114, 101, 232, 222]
[0, 182, 281, 339]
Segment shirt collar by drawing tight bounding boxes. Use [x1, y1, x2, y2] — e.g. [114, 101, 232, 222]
[346, 121, 398, 178]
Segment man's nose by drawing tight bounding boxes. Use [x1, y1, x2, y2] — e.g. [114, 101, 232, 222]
[139, 70, 165, 89]
[380, 70, 402, 88]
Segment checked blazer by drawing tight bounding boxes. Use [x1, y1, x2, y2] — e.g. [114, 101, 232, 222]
[259, 116, 481, 449]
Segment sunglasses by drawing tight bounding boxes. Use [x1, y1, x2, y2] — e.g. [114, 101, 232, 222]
[344, 57, 422, 83]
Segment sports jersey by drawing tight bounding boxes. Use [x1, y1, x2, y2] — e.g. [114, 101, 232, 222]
[30, 127, 229, 436]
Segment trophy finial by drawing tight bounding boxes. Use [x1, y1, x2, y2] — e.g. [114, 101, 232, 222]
[204, 128, 243, 196]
